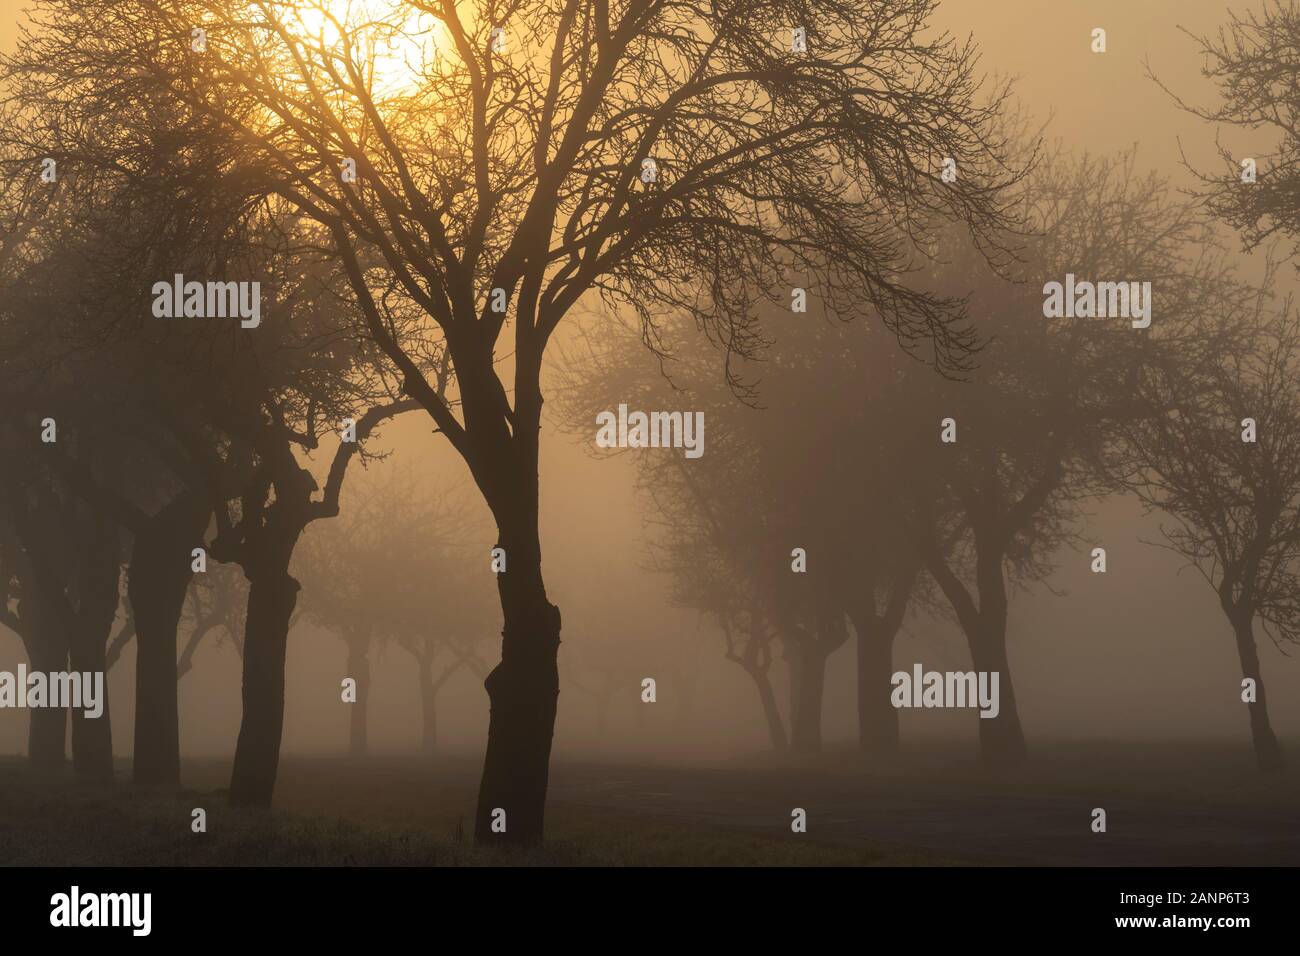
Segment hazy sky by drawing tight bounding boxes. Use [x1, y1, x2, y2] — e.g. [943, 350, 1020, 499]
[1, 1, 1296, 764]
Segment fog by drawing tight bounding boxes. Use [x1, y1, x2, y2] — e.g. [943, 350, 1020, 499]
[2, 0, 1297, 776]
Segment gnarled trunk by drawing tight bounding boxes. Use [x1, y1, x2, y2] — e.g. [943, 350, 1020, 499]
[129, 492, 208, 787]
[473, 518, 560, 846]
[930, 534, 1028, 771]
[229, 544, 301, 808]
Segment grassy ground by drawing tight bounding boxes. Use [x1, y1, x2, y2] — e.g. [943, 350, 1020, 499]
[0, 755, 955, 866]
[11, 742, 1293, 866]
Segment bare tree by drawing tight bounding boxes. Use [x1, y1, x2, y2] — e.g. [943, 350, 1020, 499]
[1157, 0, 1300, 259]
[176, 564, 250, 679]
[0, 147, 416, 797]
[296, 465, 494, 756]
[0, 446, 123, 780]
[903, 151, 1218, 768]
[1114, 280, 1300, 772]
[4, 0, 1022, 841]
[555, 303, 932, 756]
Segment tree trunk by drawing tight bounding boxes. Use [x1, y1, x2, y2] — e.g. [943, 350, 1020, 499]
[1231, 612, 1283, 772]
[968, 536, 1027, 770]
[736, 612, 786, 751]
[128, 492, 207, 787]
[751, 667, 788, 751]
[69, 637, 113, 781]
[229, 548, 301, 807]
[345, 632, 370, 757]
[473, 520, 560, 846]
[22, 562, 70, 770]
[969, 618, 1027, 769]
[851, 609, 899, 758]
[788, 601, 847, 755]
[788, 639, 828, 753]
[69, 526, 120, 782]
[27, 624, 68, 771]
[418, 651, 438, 755]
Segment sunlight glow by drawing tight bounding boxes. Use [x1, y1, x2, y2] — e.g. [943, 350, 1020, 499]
[282, 0, 451, 96]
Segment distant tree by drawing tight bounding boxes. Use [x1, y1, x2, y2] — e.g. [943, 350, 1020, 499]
[557, 306, 932, 757]
[1114, 283, 1299, 772]
[296, 466, 494, 756]
[555, 320, 791, 750]
[903, 151, 1220, 769]
[397, 631, 490, 755]
[1159, 0, 1300, 258]
[659, 523, 790, 751]
[177, 564, 251, 680]
[566, 600, 709, 746]
[567, 646, 641, 743]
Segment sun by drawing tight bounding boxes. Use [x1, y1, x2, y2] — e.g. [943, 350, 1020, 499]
[284, 0, 450, 95]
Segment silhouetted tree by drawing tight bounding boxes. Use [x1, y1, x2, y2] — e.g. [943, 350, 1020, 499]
[557, 305, 932, 756]
[1160, 0, 1300, 259]
[903, 151, 1220, 768]
[0, 154, 415, 797]
[5, 0, 1023, 840]
[1114, 280, 1299, 772]
[0, 449, 124, 780]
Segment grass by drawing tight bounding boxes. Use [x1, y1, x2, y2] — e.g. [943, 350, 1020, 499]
[0, 756, 953, 866]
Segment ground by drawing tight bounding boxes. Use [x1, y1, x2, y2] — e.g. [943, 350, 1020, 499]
[2, 741, 1297, 866]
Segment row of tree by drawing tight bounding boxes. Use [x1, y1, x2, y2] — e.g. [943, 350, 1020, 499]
[1, 0, 1298, 846]
[0, 0, 1026, 844]
[559, 147, 1300, 772]
[295, 467, 495, 755]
